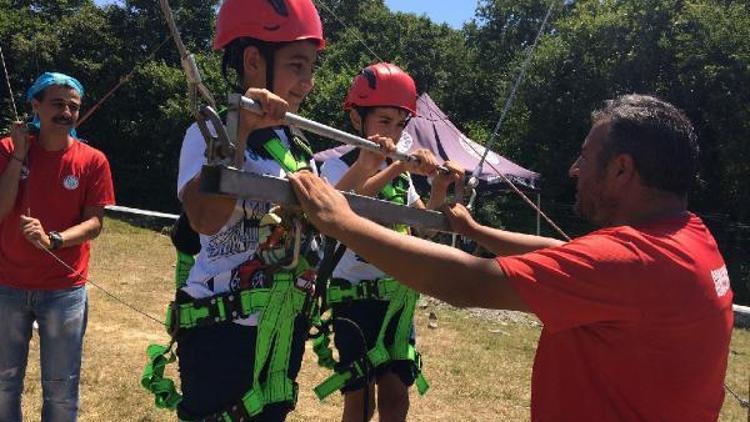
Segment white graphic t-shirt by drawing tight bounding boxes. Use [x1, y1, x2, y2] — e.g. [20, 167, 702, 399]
[177, 122, 317, 325]
[320, 156, 419, 284]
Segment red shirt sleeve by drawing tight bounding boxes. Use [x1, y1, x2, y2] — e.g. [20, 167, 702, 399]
[0, 137, 12, 172]
[84, 150, 115, 207]
[497, 229, 645, 333]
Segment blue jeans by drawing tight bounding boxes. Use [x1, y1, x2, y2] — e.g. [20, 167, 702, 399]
[0, 284, 88, 422]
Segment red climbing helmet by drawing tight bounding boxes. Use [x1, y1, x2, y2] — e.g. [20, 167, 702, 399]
[213, 0, 325, 51]
[343, 62, 417, 116]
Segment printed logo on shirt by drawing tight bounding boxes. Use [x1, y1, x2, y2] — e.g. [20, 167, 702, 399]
[397, 132, 413, 154]
[206, 219, 259, 259]
[711, 265, 730, 297]
[63, 175, 79, 190]
[205, 202, 269, 259]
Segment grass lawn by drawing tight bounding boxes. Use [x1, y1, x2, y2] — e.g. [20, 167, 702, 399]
[18, 218, 750, 421]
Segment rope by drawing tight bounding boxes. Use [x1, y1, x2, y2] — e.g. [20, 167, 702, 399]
[158, 0, 216, 112]
[76, 34, 172, 128]
[0, 44, 20, 121]
[474, 0, 557, 176]
[725, 382, 750, 409]
[37, 244, 166, 327]
[464, 139, 570, 240]
[314, 0, 384, 63]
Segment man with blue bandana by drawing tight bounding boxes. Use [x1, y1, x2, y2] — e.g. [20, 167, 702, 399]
[0, 72, 115, 421]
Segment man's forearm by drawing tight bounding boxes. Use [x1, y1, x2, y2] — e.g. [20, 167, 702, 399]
[330, 214, 528, 311]
[469, 224, 565, 256]
[57, 216, 104, 248]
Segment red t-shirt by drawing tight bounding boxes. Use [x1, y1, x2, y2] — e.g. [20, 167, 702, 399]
[497, 213, 733, 422]
[0, 135, 115, 289]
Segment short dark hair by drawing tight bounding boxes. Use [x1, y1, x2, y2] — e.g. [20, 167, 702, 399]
[592, 94, 699, 196]
[221, 37, 277, 93]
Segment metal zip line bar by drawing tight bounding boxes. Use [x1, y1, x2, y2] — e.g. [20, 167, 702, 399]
[233, 94, 451, 174]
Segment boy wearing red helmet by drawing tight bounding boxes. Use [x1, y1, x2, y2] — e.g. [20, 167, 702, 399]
[318, 63, 463, 422]
[173, 0, 326, 420]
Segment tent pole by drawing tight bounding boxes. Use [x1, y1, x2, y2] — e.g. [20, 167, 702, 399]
[536, 193, 541, 235]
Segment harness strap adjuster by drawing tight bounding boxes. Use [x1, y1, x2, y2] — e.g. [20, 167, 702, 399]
[165, 302, 179, 337]
[223, 293, 248, 320]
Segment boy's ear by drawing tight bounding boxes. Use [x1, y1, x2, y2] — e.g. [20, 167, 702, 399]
[242, 45, 265, 84]
[349, 109, 362, 134]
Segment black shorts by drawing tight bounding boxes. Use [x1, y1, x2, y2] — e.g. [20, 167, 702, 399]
[331, 296, 418, 393]
[175, 291, 307, 421]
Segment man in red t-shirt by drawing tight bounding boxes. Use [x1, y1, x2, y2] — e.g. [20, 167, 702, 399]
[0, 72, 115, 421]
[288, 94, 734, 421]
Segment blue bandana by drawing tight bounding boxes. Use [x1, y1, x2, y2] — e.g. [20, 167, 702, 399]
[26, 72, 85, 137]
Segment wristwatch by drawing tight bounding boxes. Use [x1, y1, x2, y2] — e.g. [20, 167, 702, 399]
[48, 231, 64, 250]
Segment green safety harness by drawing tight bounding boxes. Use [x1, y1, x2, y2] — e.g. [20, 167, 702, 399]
[311, 169, 430, 400]
[141, 130, 319, 420]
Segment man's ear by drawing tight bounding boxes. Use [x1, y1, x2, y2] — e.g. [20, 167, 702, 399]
[611, 153, 636, 183]
[349, 109, 362, 134]
[31, 98, 40, 114]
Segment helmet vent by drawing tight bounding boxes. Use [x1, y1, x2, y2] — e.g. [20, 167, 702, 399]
[267, 0, 289, 17]
[362, 68, 377, 90]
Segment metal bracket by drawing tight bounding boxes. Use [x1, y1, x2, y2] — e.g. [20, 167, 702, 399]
[200, 166, 454, 233]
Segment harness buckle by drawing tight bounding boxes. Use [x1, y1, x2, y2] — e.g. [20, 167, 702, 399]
[356, 279, 381, 300]
[223, 293, 248, 321]
[191, 296, 222, 327]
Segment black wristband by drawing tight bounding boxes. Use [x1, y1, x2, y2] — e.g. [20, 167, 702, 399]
[48, 231, 64, 250]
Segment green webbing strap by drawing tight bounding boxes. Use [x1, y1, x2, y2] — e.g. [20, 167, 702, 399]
[166, 288, 271, 333]
[141, 287, 275, 416]
[142, 270, 308, 420]
[310, 313, 336, 369]
[381, 178, 411, 234]
[313, 359, 367, 400]
[263, 137, 308, 173]
[409, 344, 430, 395]
[379, 175, 409, 206]
[314, 279, 430, 400]
[206, 264, 310, 420]
[175, 251, 195, 289]
[325, 278, 401, 304]
[312, 332, 336, 369]
[141, 343, 182, 410]
[383, 286, 430, 394]
[387, 287, 417, 360]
